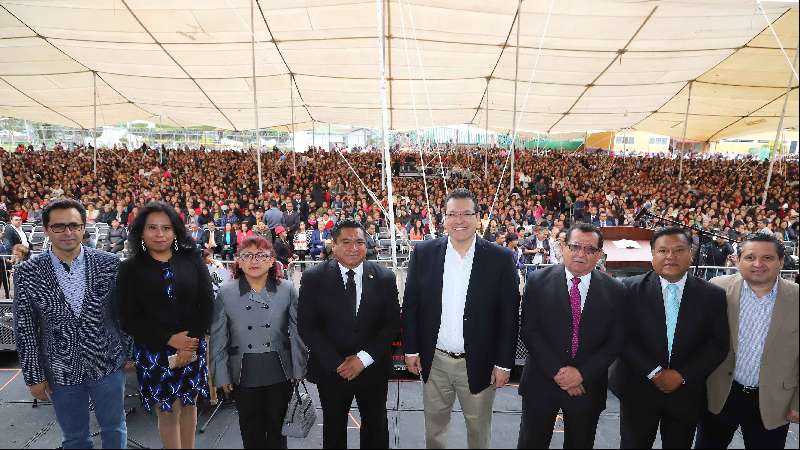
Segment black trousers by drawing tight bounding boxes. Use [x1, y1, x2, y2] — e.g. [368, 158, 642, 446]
[234, 382, 293, 449]
[317, 379, 389, 449]
[619, 396, 699, 449]
[517, 394, 601, 449]
[0, 260, 10, 298]
[695, 383, 790, 450]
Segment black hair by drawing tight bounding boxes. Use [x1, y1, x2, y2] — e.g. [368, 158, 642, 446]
[565, 223, 604, 249]
[737, 232, 785, 259]
[42, 198, 86, 228]
[331, 218, 366, 241]
[650, 226, 692, 248]
[445, 188, 478, 212]
[128, 201, 192, 258]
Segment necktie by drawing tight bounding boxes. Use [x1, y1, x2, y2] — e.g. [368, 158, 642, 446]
[665, 283, 681, 360]
[345, 269, 357, 318]
[569, 277, 582, 358]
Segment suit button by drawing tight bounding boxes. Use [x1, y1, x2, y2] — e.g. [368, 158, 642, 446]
[265, 324, 270, 328]
[248, 344, 253, 349]
[264, 305, 269, 309]
[266, 343, 271, 347]
[246, 306, 252, 311]
[248, 326, 253, 330]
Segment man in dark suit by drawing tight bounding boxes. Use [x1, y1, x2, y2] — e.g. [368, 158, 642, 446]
[609, 227, 729, 449]
[188, 222, 203, 249]
[3, 214, 28, 249]
[199, 221, 221, 255]
[403, 188, 520, 449]
[518, 222, 626, 449]
[298, 219, 400, 449]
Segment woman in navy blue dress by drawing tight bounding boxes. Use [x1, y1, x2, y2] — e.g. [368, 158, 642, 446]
[118, 201, 213, 449]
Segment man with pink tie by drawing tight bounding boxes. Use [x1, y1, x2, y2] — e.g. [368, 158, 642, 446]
[517, 223, 626, 449]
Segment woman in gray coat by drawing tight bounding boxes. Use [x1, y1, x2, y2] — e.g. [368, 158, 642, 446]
[210, 235, 307, 449]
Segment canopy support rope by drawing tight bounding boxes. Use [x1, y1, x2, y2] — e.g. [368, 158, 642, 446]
[398, 0, 433, 236]
[489, 0, 556, 221]
[403, 0, 449, 195]
[250, 0, 263, 194]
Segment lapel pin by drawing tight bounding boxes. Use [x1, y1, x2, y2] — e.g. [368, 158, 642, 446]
[368, 274, 374, 279]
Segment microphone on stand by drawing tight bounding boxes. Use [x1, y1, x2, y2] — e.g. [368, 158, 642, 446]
[633, 205, 651, 226]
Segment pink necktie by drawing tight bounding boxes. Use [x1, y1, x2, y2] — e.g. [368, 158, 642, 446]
[569, 277, 582, 358]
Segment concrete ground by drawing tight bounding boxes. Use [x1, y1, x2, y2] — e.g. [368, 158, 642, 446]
[0, 353, 796, 449]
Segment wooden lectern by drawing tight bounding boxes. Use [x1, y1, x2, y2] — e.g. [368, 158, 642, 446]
[600, 227, 654, 271]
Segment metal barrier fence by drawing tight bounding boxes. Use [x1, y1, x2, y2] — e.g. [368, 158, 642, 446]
[1, 253, 798, 358]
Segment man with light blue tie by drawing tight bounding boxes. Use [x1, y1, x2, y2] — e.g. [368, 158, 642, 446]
[610, 227, 729, 449]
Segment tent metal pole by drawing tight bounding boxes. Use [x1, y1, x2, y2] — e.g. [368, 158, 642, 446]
[92, 71, 97, 174]
[377, 0, 397, 267]
[290, 74, 297, 176]
[312, 121, 316, 149]
[678, 81, 693, 183]
[762, 49, 797, 206]
[251, 0, 263, 195]
[510, 0, 521, 192]
[485, 77, 489, 181]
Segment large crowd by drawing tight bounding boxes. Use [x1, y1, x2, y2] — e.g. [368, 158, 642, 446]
[2, 143, 799, 450]
[1, 144, 798, 268]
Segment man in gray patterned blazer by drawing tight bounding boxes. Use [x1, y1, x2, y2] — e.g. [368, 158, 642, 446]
[13, 198, 129, 449]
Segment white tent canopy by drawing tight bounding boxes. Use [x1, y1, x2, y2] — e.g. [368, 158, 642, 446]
[0, 0, 796, 141]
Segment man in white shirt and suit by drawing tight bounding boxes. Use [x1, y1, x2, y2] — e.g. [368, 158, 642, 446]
[403, 188, 520, 448]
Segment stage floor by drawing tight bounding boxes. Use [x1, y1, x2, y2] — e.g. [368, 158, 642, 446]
[0, 353, 796, 449]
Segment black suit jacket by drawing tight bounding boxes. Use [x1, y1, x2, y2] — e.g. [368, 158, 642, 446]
[519, 265, 625, 411]
[402, 236, 520, 394]
[298, 259, 400, 386]
[3, 226, 23, 248]
[220, 231, 237, 253]
[609, 271, 729, 421]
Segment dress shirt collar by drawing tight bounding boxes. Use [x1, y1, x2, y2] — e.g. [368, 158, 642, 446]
[338, 261, 364, 281]
[564, 267, 592, 287]
[446, 235, 477, 262]
[49, 244, 85, 271]
[659, 273, 688, 292]
[742, 277, 780, 302]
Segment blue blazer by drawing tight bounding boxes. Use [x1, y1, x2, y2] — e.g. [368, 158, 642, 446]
[13, 247, 128, 387]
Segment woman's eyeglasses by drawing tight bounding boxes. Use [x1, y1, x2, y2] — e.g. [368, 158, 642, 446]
[239, 252, 274, 262]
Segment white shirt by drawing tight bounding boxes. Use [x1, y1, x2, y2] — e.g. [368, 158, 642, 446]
[648, 273, 688, 379]
[338, 262, 373, 368]
[436, 237, 476, 354]
[564, 268, 592, 312]
[407, 236, 509, 372]
[532, 239, 545, 265]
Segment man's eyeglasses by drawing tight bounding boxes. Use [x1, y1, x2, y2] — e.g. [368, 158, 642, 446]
[566, 243, 601, 255]
[445, 211, 478, 219]
[48, 223, 85, 233]
[239, 252, 274, 262]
